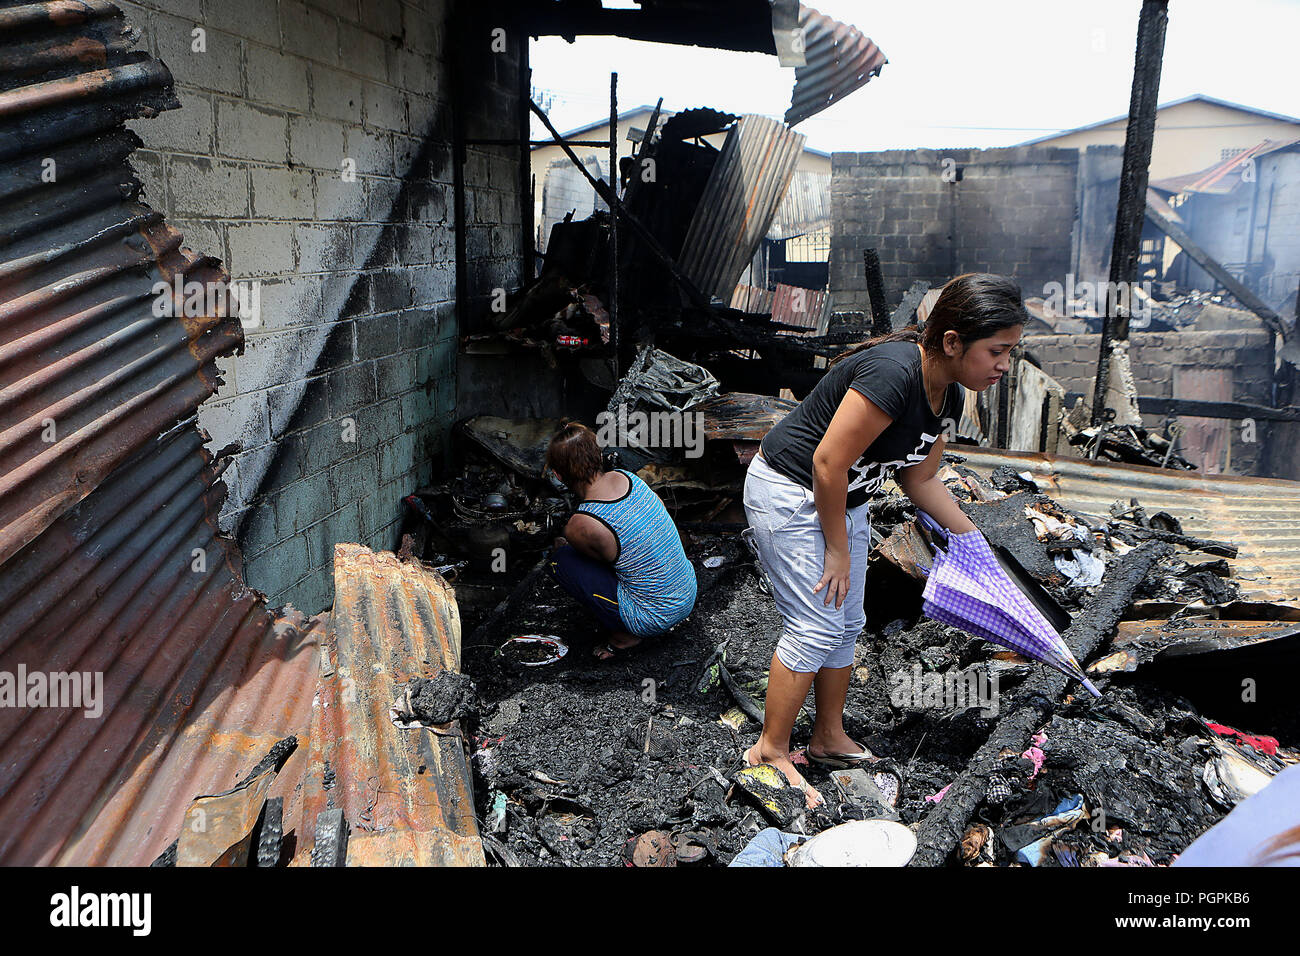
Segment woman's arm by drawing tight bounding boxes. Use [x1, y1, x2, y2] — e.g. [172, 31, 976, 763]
[894, 435, 978, 533]
[564, 513, 619, 563]
[811, 390, 894, 608]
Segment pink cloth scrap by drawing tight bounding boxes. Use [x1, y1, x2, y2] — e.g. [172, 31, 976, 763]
[1021, 733, 1048, 779]
[925, 783, 952, 804]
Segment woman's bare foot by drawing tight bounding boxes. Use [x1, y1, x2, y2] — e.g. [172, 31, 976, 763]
[744, 743, 824, 810]
[593, 630, 642, 660]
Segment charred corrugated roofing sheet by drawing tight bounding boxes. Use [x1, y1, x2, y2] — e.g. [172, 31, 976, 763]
[785, 4, 887, 127]
[954, 446, 1300, 609]
[0, 0, 322, 865]
[678, 114, 805, 302]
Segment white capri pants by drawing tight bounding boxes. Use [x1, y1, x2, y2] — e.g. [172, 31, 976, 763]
[742, 453, 871, 673]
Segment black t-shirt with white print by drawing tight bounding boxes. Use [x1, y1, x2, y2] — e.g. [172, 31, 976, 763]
[760, 340, 965, 509]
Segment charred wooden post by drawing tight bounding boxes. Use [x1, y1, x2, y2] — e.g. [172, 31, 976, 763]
[609, 72, 620, 376]
[311, 808, 349, 867]
[863, 248, 891, 338]
[519, 33, 534, 281]
[1092, 0, 1169, 425]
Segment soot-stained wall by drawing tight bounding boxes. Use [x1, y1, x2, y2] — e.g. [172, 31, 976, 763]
[122, 0, 523, 611]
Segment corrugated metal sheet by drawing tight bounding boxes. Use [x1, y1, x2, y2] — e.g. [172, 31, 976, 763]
[771, 282, 830, 331]
[953, 445, 1300, 609]
[679, 114, 805, 301]
[785, 4, 887, 127]
[731, 282, 831, 332]
[730, 283, 775, 314]
[294, 544, 484, 866]
[766, 169, 830, 240]
[0, 1, 323, 865]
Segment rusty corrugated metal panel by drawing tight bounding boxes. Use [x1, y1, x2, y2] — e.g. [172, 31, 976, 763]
[766, 169, 830, 240]
[678, 114, 805, 302]
[0, 2, 323, 865]
[730, 282, 830, 333]
[0, 422, 323, 864]
[785, 4, 887, 127]
[952, 446, 1300, 608]
[770, 282, 830, 331]
[730, 283, 773, 314]
[294, 544, 484, 867]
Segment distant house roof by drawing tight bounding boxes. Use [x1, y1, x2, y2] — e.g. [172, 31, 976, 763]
[533, 105, 832, 157]
[533, 105, 664, 148]
[1150, 136, 1300, 196]
[1017, 94, 1300, 147]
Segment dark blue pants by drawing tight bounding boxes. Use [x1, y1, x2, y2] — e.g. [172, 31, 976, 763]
[547, 544, 625, 632]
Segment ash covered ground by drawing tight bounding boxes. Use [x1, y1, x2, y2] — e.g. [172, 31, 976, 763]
[457, 508, 1262, 867]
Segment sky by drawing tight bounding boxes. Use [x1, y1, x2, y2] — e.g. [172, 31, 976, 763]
[528, 0, 1300, 152]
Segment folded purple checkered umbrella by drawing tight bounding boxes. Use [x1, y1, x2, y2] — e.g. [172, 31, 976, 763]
[916, 512, 1100, 697]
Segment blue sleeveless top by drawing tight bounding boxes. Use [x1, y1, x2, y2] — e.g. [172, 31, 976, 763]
[577, 470, 697, 636]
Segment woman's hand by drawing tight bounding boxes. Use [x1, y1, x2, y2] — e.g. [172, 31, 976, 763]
[813, 545, 851, 608]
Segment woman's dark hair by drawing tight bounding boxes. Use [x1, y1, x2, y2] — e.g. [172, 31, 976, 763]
[830, 272, 1029, 366]
[545, 420, 604, 489]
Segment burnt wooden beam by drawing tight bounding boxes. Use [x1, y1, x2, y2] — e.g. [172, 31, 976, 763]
[911, 541, 1172, 867]
[1143, 199, 1287, 340]
[519, 34, 534, 281]
[1065, 392, 1300, 423]
[254, 797, 284, 868]
[310, 808, 349, 867]
[506, 4, 778, 55]
[465, 553, 551, 649]
[1112, 525, 1238, 558]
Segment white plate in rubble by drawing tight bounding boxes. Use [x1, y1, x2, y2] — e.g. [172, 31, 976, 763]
[500, 635, 569, 666]
[788, 820, 917, 867]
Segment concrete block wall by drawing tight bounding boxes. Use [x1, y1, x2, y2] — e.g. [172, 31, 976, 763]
[830, 146, 1079, 312]
[120, 0, 523, 612]
[538, 154, 604, 251]
[1255, 151, 1300, 310]
[1024, 329, 1275, 475]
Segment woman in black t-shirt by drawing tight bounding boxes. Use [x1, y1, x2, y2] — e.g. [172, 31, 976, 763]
[741, 273, 1029, 807]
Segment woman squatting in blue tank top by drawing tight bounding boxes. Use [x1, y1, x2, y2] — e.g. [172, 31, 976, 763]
[544, 421, 697, 660]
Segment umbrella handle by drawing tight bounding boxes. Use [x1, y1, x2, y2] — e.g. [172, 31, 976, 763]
[916, 510, 949, 551]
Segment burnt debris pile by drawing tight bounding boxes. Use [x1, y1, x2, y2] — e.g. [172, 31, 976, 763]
[452, 451, 1298, 867]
